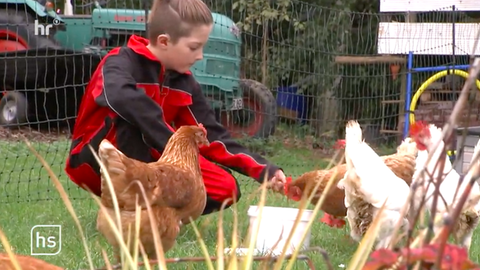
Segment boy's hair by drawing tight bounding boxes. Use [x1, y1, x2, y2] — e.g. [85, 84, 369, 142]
[147, 0, 213, 45]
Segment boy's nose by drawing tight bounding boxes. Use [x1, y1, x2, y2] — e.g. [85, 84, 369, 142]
[196, 52, 204, 61]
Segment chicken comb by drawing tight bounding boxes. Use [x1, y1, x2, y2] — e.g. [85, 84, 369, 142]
[283, 176, 293, 196]
[198, 123, 207, 136]
[409, 120, 428, 135]
[333, 139, 346, 149]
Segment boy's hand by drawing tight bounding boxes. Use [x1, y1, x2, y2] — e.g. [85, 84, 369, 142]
[268, 169, 286, 193]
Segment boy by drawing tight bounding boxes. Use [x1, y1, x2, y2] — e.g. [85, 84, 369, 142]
[64, 0, 286, 214]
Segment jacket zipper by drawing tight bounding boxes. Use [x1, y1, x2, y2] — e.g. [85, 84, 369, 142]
[160, 71, 169, 106]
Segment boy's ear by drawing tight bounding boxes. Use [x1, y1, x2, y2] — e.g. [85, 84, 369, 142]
[156, 34, 170, 48]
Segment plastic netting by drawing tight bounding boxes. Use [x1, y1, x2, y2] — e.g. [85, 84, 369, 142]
[0, 0, 477, 203]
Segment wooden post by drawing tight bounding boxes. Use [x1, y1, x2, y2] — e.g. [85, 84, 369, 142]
[397, 64, 407, 144]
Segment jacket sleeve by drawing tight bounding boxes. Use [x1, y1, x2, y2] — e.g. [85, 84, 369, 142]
[92, 51, 174, 152]
[176, 76, 281, 183]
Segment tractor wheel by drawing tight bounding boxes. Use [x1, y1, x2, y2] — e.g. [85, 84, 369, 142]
[221, 79, 276, 139]
[0, 91, 28, 126]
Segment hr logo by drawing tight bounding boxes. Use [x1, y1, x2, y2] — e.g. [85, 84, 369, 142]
[34, 19, 61, 36]
[30, 225, 62, 256]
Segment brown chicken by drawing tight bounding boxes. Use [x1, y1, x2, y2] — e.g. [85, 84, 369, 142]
[96, 124, 209, 260]
[284, 137, 418, 228]
[0, 253, 63, 270]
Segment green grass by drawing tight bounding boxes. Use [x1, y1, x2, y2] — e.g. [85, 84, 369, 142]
[1, 138, 480, 269]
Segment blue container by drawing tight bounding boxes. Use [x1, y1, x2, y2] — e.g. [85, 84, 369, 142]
[276, 86, 308, 123]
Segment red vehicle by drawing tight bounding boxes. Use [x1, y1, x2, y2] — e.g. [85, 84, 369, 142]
[0, 0, 100, 130]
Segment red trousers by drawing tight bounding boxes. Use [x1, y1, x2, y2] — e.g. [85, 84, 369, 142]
[65, 154, 241, 213]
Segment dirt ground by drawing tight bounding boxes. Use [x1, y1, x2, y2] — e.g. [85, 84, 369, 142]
[0, 125, 71, 143]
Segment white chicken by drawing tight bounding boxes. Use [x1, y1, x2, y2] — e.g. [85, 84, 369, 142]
[410, 121, 480, 250]
[337, 120, 411, 249]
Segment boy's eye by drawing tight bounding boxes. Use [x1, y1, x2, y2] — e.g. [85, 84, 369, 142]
[189, 43, 204, 51]
[190, 46, 202, 51]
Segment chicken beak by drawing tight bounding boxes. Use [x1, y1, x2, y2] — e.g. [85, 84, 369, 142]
[200, 140, 210, 148]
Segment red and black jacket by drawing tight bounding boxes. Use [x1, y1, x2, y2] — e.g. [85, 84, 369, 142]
[65, 35, 280, 193]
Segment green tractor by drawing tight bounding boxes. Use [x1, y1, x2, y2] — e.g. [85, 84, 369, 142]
[0, 0, 277, 138]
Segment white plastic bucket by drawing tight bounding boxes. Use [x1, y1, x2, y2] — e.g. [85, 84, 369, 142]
[246, 205, 314, 255]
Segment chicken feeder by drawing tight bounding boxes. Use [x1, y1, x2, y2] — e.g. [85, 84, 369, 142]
[242, 205, 314, 256]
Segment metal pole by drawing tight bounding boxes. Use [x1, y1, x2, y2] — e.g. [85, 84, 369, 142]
[404, 51, 414, 138]
[451, 5, 456, 98]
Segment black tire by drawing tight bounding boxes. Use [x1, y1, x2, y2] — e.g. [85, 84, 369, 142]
[0, 91, 28, 126]
[222, 79, 276, 139]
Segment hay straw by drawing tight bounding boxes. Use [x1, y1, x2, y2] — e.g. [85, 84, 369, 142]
[24, 138, 95, 270]
[0, 227, 21, 270]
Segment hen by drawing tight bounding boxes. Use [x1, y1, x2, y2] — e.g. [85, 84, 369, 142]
[284, 136, 417, 229]
[96, 124, 209, 260]
[410, 121, 480, 251]
[0, 253, 63, 270]
[337, 120, 411, 249]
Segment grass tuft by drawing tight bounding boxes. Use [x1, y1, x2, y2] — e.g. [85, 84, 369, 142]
[1, 131, 480, 269]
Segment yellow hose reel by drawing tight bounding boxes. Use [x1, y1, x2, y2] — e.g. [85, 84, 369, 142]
[408, 69, 480, 157]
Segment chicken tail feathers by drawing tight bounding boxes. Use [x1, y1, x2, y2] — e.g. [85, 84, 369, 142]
[98, 139, 127, 176]
[345, 120, 363, 146]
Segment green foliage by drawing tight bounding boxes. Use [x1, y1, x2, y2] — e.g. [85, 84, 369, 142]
[232, 0, 352, 90]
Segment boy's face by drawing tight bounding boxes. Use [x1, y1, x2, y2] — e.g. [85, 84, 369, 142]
[156, 24, 213, 73]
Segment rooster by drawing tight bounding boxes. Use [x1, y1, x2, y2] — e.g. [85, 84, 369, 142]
[96, 124, 210, 260]
[337, 120, 411, 249]
[284, 137, 417, 229]
[409, 121, 480, 250]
